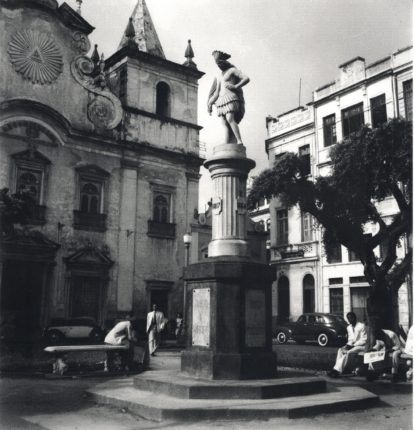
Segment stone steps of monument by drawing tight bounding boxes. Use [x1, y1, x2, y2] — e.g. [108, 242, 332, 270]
[133, 370, 327, 399]
[87, 378, 379, 421]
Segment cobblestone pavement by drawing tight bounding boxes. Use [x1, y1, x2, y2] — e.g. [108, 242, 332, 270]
[0, 351, 412, 430]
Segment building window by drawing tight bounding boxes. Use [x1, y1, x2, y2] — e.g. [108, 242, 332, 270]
[276, 209, 288, 245]
[303, 274, 315, 313]
[351, 287, 370, 323]
[156, 82, 171, 117]
[378, 239, 388, 261]
[275, 152, 287, 164]
[350, 276, 366, 284]
[370, 94, 387, 128]
[323, 114, 337, 147]
[329, 277, 343, 285]
[329, 288, 343, 316]
[403, 80, 412, 121]
[16, 169, 42, 203]
[299, 144, 311, 175]
[80, 181, 101, 214]
[326, 243, 342, 263]
[301, 211, 313, 242]
[12, 149, 51, 225]
[148, 189, 175, 239]
[342, 102, 364, 138]
[266, 219, 271, 232]
[348, 249, 359, 262]
[153, 193, 170, 223]
[74, 166, 109, 232]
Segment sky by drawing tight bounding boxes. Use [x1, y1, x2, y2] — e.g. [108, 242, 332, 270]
[62, 0, 412, 211]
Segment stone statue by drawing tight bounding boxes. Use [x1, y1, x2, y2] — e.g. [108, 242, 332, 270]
[207, 51, 250, 144]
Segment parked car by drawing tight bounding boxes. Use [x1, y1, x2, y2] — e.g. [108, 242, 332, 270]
[43, 317, 106, 344]
[274, 313, 348, 347]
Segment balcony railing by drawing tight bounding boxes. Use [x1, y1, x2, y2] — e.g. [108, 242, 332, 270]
[73, 210, 107, 232]
[272, 241, 318, 261]
[147, 220, 176, 239]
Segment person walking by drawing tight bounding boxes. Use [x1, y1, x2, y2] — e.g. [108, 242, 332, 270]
[146, 304, 166, 356]
[328, 312, 367, 378]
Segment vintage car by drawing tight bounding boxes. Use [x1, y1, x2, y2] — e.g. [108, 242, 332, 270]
[274, 313, 348, 347]
[43, 317, 106, 344]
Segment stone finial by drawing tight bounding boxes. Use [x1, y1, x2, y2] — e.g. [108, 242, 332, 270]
[125, 17, 136, 40]
[93, 53, 107, 89]
[183, 39, 197, 69]
[91, 44, 99, 64]
[76, 0, 83, 15]
[124, 17, 138, 49]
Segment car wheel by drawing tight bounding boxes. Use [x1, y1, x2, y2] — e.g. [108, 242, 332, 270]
[89, 329, 104, 343]
[317, 333, 329, 347]
[276, 331, 288, 344]
[46, 330, 65, 345]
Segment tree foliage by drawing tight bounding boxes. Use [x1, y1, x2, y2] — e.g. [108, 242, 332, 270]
[248, 119, 412, 328]
[0, 188, 35, 235]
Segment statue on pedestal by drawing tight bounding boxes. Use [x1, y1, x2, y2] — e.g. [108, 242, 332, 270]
[207, 51, 250, 144]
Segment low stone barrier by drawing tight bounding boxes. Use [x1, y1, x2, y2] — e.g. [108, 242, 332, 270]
[274, 345, 337, 370]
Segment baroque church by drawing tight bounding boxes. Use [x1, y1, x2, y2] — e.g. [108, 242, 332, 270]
[0, 0, 204, 338]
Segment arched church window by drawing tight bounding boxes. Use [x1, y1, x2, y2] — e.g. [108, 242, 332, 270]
[153, 194, 170, 223]
[156, 82, 171, 117]
[80, 182, 100, 214]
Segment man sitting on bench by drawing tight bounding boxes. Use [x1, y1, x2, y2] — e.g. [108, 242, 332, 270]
[327, 312, 367, 378]
[104, 315, 136, 371]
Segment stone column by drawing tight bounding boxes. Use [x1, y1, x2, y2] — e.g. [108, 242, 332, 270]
[181, 144, 277, 380]
[205, 144, 255, 258]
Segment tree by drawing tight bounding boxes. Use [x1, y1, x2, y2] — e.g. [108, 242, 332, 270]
[248, 119, 412, 333]
[0, 188, 35, 235]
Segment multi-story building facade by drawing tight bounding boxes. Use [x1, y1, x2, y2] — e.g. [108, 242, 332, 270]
[0, 0, 204, 338]
[266, 46, 412, 330]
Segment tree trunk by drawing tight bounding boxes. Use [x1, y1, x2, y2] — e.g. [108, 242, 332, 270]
[367, 280, 395, 330]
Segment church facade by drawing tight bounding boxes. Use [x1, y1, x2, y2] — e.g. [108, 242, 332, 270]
[0, 0, 204, 337]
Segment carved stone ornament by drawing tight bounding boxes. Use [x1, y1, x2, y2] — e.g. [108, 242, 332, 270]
[71, 31, 91, 54]
[8, 30, 63, 85]
[71, 55, 122, 130]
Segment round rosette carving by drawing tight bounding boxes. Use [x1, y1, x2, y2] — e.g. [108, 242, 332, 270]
[88, 96, 117, 129]
[8, 30, 63, 84]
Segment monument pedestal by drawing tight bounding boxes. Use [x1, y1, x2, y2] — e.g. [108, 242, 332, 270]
[181, 257, 277, 380]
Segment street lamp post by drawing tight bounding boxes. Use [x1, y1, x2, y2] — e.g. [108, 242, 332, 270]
[182, 232, 192, 340]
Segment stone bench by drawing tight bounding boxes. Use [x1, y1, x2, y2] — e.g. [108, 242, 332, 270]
[357, 350, 413, 380]
[44, 344, 130, 375]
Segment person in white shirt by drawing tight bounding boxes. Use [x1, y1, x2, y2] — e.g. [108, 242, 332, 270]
[371, 326, 412, 382]
[366, 327, 404, 382]
[104, 315, 136, 370]
[146, 304, 166, 356]
[328, 312, 367, 378]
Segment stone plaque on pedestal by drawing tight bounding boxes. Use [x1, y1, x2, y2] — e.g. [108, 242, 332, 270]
[192, 288, 210, 347]
[245, 289, 266, 347]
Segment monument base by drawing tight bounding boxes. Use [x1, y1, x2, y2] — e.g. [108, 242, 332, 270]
[181, 350, 277, 380]
[182, 257, 277, 380]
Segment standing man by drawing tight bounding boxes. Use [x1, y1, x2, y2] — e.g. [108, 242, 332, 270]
[328, 312, 367, 378]
[146, 304, 166, 356]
